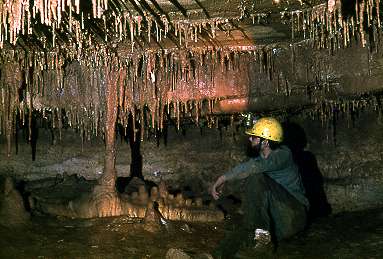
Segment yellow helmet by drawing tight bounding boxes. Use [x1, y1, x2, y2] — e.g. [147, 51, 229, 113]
[245, 117, 283, 142]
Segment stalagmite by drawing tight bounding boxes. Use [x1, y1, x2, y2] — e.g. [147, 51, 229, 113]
[91, 59, 123, 217]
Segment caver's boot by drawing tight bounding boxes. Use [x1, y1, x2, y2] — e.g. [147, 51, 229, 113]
[233, 229, 274, 259]
[253, 228, 275, 255]
[254, 228, 272, 248]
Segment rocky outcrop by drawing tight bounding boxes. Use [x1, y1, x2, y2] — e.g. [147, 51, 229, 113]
[27, 175, 224, 222]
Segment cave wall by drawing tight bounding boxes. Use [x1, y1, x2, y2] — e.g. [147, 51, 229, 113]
[299, 111, 383, 213]
[0, 108, 382, 214]
[0, 121, 245, 190]
[140, 110, 383, 214]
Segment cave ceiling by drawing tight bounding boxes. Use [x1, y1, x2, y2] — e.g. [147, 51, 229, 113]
[1, 0, 326, 52]
[0, 0, 383, 148]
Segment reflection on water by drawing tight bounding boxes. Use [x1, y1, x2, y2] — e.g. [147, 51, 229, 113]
[1, 208, 383, 258]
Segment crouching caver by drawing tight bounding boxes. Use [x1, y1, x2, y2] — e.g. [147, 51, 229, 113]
[211, 117, 309, 257]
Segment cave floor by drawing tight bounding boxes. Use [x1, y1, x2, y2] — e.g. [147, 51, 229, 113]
[0, 207, 383, 259]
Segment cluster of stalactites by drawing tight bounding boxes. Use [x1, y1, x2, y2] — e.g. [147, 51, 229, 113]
[90, 48, 253, 140]
[0, 60, 23, 156]
[297, 93, 383, 145]
[0, 0, 243, 51]
[111, 13, 233, 51]
[285, 0, 381, 48]
[0, 0, 102, 48]
[0, 0, 87, 47]
[2, 47, 281, 147]
[315, 95, 382, 126]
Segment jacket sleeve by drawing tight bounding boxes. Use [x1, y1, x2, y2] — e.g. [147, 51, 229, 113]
[223, 148, 291, 181]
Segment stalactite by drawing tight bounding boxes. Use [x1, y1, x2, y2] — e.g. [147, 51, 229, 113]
[0, 44, 249, 141]
[283, 0, 382, 50]
[359, 1, 366, 47]
[4, 86, 11, 157]
[0, 88, 3, 136]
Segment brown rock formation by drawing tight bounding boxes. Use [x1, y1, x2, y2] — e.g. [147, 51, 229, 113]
[0, 177, 30, 226]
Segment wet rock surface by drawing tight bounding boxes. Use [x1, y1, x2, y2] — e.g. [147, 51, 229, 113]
[0, 207, 382, 258]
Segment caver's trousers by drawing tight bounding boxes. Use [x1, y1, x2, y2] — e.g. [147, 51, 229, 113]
[214, 173, 307, 258]
[242, 173, 307, 241]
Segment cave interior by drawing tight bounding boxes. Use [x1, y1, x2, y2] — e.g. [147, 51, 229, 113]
[1, 0, 383, 258]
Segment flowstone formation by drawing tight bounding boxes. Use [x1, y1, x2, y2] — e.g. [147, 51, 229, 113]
[27, 174, 224, 222]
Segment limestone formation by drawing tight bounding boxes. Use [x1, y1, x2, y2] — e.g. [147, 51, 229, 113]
[143, 201, 162, 233]
[0, 177, 30, 226]
[28, 178, 224, 222]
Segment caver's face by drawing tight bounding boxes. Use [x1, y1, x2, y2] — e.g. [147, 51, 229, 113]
[249, 136, 268, 154]
[249, 135, 261, 154]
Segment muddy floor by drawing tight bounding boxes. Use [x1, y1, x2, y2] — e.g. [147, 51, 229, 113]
[1, 206, 383, 259]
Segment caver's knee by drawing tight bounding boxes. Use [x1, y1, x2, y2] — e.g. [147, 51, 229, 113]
[246, 173, 268, 192]
[272, 203, 307, 241]
[243, 174, 270, 208]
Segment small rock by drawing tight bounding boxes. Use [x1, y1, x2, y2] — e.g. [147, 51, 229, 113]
[166, 248, 213, 259]
[194, 253, 214, 259]
[166, 248, 191, 259]
[143, 202, 162, 233]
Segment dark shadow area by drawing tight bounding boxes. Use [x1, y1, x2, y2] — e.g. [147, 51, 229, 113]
[245, 139, 259, 158]
[282, 121, 332, 223]
[216, 194, 242, 218]
[155, 125, 168, 147]
[30, 110, 39, 161]
[213, 177, 245, 219]
[115, 176, 157, 195]
[115, 110, 157, 194]
[127, 112, 143, 179]
[14, 179, 31, 212]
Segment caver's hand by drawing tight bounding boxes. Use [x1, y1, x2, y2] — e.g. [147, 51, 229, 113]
[211, 175, 225, 200]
